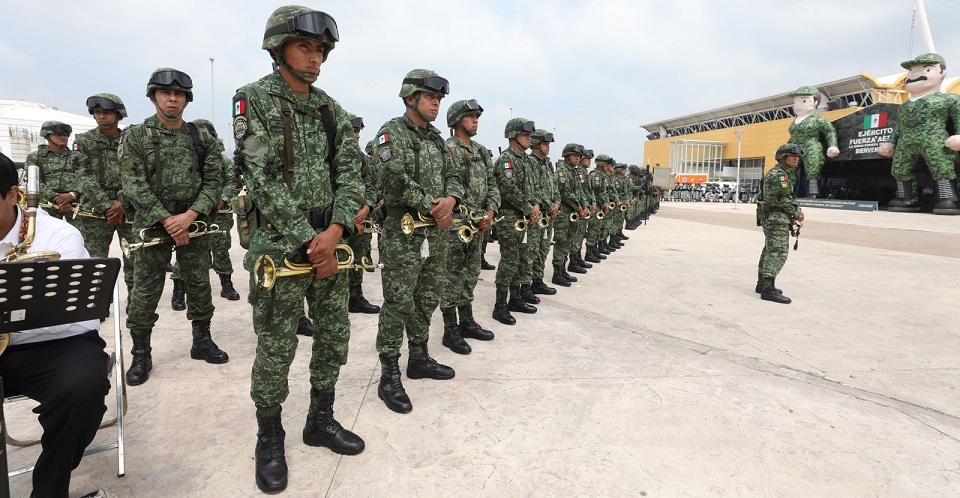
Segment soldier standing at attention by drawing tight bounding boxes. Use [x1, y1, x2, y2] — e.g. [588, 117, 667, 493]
[440, 99, 499, 355]
[578, 150, 601, 265]
[586, 154, 613, 259]
[27, 121, 80, 225]
[552, 143, 589, 287]
[373, 69, 463, 415]
[492, 118, 539, 325]
[757, 144, 805, 304]
[119, 68, 227, 387]
[346, 113, 381, 314]
[74, 94, 135, 296]
[235, 7, 366, 493]
[527, 129, 560, 296]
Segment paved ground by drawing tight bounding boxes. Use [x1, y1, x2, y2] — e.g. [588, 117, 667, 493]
[6, 201, 960, 497]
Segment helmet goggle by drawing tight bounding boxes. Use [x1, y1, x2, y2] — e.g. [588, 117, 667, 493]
[458, 99, 483, 114]
[402, 76, 450, 95]
[583, 149, 594, 158]
[511, 120, 536, 134]
[45, 123, 73, 135]
[534, 132, 555, 143]
[150, 70, 193, 89]
[779, 145, 804, 156]
[264, 11, 339, 43]
[564, 144, 585, 156]
[86, 96, 124, 113]
[351, 117, 364, 130]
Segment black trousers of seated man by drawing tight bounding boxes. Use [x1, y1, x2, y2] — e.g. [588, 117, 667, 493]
[0, 330, 110, 498]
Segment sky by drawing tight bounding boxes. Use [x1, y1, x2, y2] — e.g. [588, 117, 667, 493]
[1, 0, 959, 163]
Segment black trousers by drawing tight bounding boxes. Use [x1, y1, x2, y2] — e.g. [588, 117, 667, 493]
[0, 331, 110, 498]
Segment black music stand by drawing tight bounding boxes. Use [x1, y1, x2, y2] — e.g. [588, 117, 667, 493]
[0, 257, 123, 498]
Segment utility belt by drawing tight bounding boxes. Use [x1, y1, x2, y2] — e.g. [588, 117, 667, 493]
[301, 209, 333, 230]
[384, 206, 420, 218]
[103, 188, 120, 201]
[163, 201, 192, 214]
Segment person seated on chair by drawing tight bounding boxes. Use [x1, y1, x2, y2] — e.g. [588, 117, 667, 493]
[0, 152, 110, 498]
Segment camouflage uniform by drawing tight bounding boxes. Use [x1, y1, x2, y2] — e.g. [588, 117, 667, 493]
[494, 147, 535, 289]
[586, 160, 609, 250]
[552, 151, 584, 270]
[346, 131, 380, 311]
[26, 146, 80, 227]
[574, 157, 593, 261]
[757, 146, 801, 303]
[526, 147, 558, 287]
[73, 126, 135, 292]
[887, 92, 960, 204]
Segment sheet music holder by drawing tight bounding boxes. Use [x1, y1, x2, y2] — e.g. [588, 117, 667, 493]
[0, 257, 121, 498]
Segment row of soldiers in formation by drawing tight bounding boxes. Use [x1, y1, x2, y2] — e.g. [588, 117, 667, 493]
[663, 183, 761, 203]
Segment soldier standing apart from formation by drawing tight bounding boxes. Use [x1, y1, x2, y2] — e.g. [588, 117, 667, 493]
[756, 144, 804, 304]
[439, 99, 499, 356]
[119, 68, 227, 387]
[169, 119, 242, 310]
[74, 94, 135, 296]
[346, 113, 382, 314]
[552, 143, 589, 287]
[234, 7, 367, 493]
[527, 130, 560, 296]
[27, 121, 80, 226]
[373, 69, 463, 415]
[491, 118, 540, 326]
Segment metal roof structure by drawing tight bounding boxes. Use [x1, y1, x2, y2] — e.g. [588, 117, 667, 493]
[0, 99, 96, 162]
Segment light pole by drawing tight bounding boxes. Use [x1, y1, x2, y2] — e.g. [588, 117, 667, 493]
[734, 129, 744, 210]
[209, 57, 215, 127]
[509, 107, 513, 119]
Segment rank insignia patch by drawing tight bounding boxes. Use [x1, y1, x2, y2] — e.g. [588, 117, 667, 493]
[379, 146, 392, 162]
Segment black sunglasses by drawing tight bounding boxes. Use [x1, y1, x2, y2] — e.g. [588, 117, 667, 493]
[150, 69, 193, 89]
[264, 11, 339, 42]
[403, 76, 450, 95]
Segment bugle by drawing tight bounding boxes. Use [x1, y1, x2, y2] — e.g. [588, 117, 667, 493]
[569, 213, 580, 222]
[456, 210, 505, 243]
[400, 205, 467, 236]
[120, 221, 225, 258]
[362, 219, 383, 234]
[72, 200, 132, 224]
[596, 210, 605, 220]
[607, 202, 616, 210]
[620, 204, 628, 212]
[253, 244, 383, 291]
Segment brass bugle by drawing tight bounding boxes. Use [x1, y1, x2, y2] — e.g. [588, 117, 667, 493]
[253, 244, 382, 291]
[39, 200, 76, 212]
[607, 202, 616, 210]
[569, 213, 579, 222]
[362, 219, 383, 234]
[596, 210, 605, 220]
[537, 216, 549, 229]
[72, 200, 132, 224]
[400, 205, 467, 236]
[120, 221, 225, 258]
[456, 224, 478, 243]
[620, 204, 628, 212]
[513, 218, 526, 232]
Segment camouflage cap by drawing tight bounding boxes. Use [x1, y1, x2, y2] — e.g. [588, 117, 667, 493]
[594, 153, 614, 165]
[775, 143, 804, 160]
[40, 121, 72, 138]
[504, 117, 535, 139]
[399, 68, 449, 99]
[900, 52, 946, 70]
[86, 93, 127, 118]
[262, 6, 338, 61]
[193, 119, 218, 138]
[787, 85, 819, 97]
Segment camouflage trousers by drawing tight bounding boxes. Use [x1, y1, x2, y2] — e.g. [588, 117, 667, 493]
[758, 217, 790, 279]
[127, 236, 214, 333]
[77, 216, 134, 292]
[441, 229, 481, 310]
[608, 208, 623, 236]
[571, 214, 587, 255]
[249, 267, 351, 408]
[171, 213, 236, 279]
[586, 213, 605, 246]
[551, 213, 574, 267]
[891, 139, 958, 203]
[523, 223, 549, 283]
[494, 217, 525, 287]
[347, 231, 373, 289]
[377, 220, 448, 357]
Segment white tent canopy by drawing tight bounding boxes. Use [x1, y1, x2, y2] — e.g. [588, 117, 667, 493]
[0, 99, 96, 163]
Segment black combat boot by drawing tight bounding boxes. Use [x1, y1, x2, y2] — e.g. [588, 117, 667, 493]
[441, 308, 471, 355]
[348, 285, 381, 314]
[597, 243, 611, 256]
[125, 329, 153, 386]
[754, 274, 782, 294]
[618, 230, 629, 241]
[933, 180, 960, 215]
[378, 354, 412, 413]
[508, 286, 537, 314]
[560, 264, 578, 283]
[519, 284, 540, 304]
[480, 257, 496, 270]
[610, 236, 624, 249]
[255, 406, 287, 493]
[407, 341, 455, 380]
[888, 180, 921, 212]
[190, 320, 229, 364]
[567, 259, 587, 274]
[584, 247, 602, 264]
[552, 265, 572, 287]
[303, 388, 365, 455]
[760, 277, 791, 304]
[170, 278, 186, 311]
[531, 278, 557, 295]
[296, 314, 315, 337]
[219, 273, 240, 301]
[573, 250, 593, 269]
[457, 304, 494, 341]
[492, 285, 516, 325]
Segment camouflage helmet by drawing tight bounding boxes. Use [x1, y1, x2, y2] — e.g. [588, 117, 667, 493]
[86, 93, 127, 118]
[582, 149, 595, 159]
[614, 163, 627, 172]
[561, 143, 586, 157]
[594, 153, 615, 166]
[530, 129, 555, 148]
[262, 6, 338, 62]
[365, 140, 374, 155]
[446, 99, 483, 128]
[145, 68, 194, 102]
[193, 119, 218, 139]
[775, 143, 804, 160]
[504, 117, 535, 139]
[398, 69, 449, 99]
[40, 121, 72, 138]
[347, 112, 364, 130]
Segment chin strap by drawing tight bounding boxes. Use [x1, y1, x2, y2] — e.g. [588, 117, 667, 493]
[272, 52, 318, 86]
[404, 93, 435, 123]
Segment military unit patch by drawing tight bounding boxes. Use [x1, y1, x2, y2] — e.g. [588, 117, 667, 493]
[116, 134, 124, 159]
[234, 116, 248, 140]
[379, 146, 392, 162]
[781, 181, 789, 188]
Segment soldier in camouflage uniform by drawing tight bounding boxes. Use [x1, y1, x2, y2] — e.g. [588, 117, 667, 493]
[440, 99, 499, 355]
[552, 143, 590, 287]
[235, 7, 367, 493]
[787, 86, 840, 198]
[73, 95, 134, 295]
[586, 154, 614, 259]
[119, 68, 228, 388]
[27, 121, 80, 226]
[611, 163, 630, 244]
[169, 119, 242, 307]
[373, 69, 463, 415]
[526, 129, 560, 297]
[756, 144, 804, 304]
[492, 117, 540, 325]
[578, 150, 601, 264]
[879, 53, 960, 214]
[345, 113, 381, 314]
